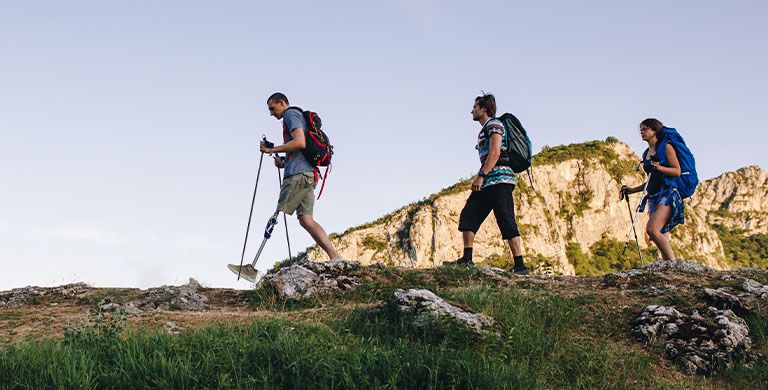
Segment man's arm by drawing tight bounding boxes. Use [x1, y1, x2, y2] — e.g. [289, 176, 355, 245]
[471, 133, 502, 192]
[262, 128, 306, 153]
[481, 133, 502, 174]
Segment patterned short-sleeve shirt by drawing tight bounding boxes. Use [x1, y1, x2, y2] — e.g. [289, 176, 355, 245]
[476, 118, 516, 189]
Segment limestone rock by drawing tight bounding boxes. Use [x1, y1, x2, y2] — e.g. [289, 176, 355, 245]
[0, 283, 90, 309]
[394, 288, 494, 334]
[164, 321, 183, 334]
[127, 278, 208, 312]
[690, 166, 768, 235]
[642, 285, 675, 296]
[742, 279, 768, 297]
[701, 288, 749, 313]
[477, 266, 513, 282]
[701, 278, 768, 315]
[261, 258, 361, 300]
[632, 305, 754, 375]
[301, 141, 764, 274]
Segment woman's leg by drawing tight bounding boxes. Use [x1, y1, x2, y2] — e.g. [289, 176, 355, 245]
[646, 205, 676, 260]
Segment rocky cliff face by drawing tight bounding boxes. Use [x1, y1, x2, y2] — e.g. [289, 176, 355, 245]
[302, 140, 766, 274]
[690, 166, 768, 234]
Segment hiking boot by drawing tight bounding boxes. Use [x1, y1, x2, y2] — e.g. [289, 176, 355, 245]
[511, 266, 529, 275]
[443, 258, 474, 267]
[227, 264, 259, 283]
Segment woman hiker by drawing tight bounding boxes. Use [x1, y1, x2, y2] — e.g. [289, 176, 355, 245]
[620, 118, 685, 261]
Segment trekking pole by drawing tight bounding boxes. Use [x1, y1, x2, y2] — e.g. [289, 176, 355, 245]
[622, 172, 652, 265]
[236, 135, 271, 281]
[621, 189, 643, 265]
[276, 164, 292, 260]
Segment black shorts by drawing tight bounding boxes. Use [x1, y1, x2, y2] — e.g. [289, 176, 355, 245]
[458, 183, 520, 240]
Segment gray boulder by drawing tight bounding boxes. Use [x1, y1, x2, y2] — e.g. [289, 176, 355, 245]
[701, 278, 768, 315]
[742, 279, 768, 297]
[394, 288, 495, 335]
[477, 266, 512, 282]
[632, 305, 754, 375]
[261, 258, 362, 300]
[127, 278, 208, 312]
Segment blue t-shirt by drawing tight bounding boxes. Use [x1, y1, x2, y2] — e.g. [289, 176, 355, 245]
[282, 109, 315, 178]
[476, 118, 516, 189]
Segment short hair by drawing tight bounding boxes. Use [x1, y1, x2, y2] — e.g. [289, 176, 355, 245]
[640, 118, 664, 133]
[475, 93, 497, 117]
[267, 92, 289, 105]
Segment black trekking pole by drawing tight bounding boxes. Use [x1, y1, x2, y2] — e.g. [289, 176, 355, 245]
[621, 188, 643, 265]
[276, 163, 292, 260]
[622, 172, 652, 265]
[236, 136, 273, 281]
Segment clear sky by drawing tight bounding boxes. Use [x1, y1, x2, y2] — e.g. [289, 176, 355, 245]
[1, 1, 766, 290]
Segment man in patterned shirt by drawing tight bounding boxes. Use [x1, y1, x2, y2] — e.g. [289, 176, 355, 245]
[445, 94, 528, 274]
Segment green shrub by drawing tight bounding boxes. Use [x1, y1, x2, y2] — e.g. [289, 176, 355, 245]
[361, 234, 388, 252]
[714, 225, 768, 269]
[567, 236, 656, 276]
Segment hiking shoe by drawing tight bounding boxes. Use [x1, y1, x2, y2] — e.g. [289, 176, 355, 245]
[512, 266, 529, 275]
[443, 258, 474, 267]
[227, 264, 259, 283]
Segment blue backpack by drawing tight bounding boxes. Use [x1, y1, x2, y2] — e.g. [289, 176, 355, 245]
[650, 127, 699, 199]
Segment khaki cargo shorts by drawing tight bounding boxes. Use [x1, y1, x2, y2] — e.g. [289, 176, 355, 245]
[276, 171, 316, 216]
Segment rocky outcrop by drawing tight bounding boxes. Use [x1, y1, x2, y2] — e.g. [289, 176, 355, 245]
[690, 166, 768, 234]
[301, 139, 765, 274]
[631, 305, 755, 375]
[394, 289, 495, 335]
[0, 280, 209, 314]
[98, 278, 208, 315]
[0, 283, 90, 309]
[701, 277, 768, 315]
[124, 278, 208, 312]
[261, 258, 362, 300]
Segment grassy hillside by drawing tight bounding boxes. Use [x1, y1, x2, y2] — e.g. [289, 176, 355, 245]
[1, 266, 766, 388]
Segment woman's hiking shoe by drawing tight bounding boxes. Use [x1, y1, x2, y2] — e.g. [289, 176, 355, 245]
[227, 264, 259, 283]
[443, 258, 474, 267]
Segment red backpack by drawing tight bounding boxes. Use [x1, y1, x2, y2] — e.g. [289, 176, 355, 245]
[287, 107, 333, 198]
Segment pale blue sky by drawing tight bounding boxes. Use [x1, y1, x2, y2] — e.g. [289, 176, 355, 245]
[1, 1, 766, 289]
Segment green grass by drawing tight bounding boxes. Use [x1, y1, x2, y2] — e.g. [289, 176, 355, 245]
[4, 281, 751, 389]
[0, 291, 652, 388]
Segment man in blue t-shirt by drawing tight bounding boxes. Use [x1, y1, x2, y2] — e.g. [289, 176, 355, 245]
[445, 93, 528, 274]
[230, 93, 341, 282]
